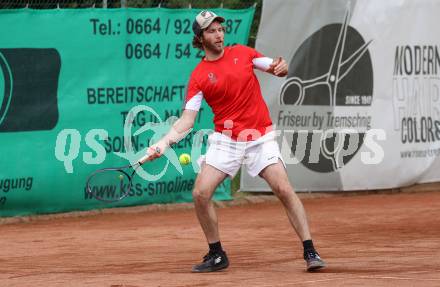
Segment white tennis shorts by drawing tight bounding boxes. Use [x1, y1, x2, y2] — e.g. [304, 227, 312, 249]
[198, 131, 285, 178]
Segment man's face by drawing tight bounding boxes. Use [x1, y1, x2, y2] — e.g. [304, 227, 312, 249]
[201, 21, 225, 53]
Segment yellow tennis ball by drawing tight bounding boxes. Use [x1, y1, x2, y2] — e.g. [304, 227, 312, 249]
[119, 174, 124, 180]
[179, 153, 191, 165]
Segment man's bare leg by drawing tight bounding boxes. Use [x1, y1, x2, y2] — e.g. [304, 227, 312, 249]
[259, 161, 311, 240]
[259, 160, 326, 271]
[192, 163, 228, 243]
[191, 163, 230, 272]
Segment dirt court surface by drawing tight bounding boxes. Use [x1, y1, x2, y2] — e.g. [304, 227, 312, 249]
[1, 191, 440, 287]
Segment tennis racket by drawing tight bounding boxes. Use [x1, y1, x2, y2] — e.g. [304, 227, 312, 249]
[86, 147, 160, 203]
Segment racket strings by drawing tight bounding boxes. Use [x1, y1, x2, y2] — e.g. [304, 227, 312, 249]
[87, 169, 133, 202]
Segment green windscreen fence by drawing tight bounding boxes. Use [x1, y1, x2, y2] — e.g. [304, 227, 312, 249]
[0, 7, 255, 217]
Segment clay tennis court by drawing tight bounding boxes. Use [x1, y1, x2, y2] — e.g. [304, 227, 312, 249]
[1, 190, 440, 287]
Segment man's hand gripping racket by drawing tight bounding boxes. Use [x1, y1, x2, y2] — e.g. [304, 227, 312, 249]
[86, 146, 161, 203]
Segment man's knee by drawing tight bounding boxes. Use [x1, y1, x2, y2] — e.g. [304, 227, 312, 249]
[273, 183, 294, 202]
[192, 187, 212, 205]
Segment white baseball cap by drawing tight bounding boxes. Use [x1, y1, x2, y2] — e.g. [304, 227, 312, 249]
[192, 10, 225, 35]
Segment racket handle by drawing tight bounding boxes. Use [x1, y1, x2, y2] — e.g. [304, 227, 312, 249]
[138, 146, 161, 164]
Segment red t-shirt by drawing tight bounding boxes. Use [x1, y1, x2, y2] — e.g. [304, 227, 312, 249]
[185, 45, 272, 141]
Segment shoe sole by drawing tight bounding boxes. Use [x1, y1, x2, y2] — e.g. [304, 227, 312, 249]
[307, 261, 326, 272]
[191, 262, 229, 273]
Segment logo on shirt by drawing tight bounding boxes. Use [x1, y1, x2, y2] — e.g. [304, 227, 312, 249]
[208, 72, 217, 84]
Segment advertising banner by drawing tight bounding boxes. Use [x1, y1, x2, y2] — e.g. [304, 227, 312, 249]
[0, 7, 255, 216]
[241, 0, 440, 191]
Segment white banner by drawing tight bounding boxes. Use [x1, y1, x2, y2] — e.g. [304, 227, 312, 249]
[241, 0, 440, 191]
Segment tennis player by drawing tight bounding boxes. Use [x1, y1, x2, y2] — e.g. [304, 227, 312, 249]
[142, 10, 326, 273]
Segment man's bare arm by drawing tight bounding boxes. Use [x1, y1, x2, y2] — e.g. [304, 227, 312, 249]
[139, 109, 198, 163]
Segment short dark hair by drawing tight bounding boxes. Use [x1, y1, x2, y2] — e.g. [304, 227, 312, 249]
[192, 35, 203, 50]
